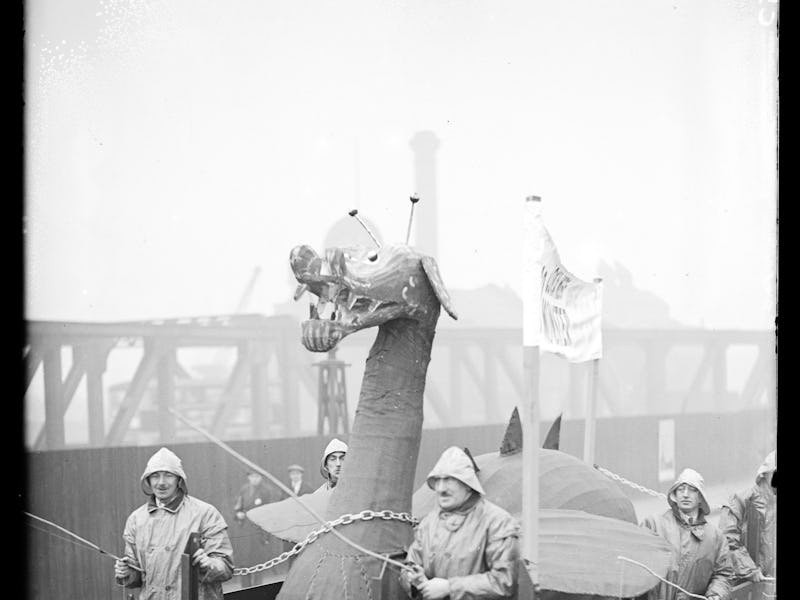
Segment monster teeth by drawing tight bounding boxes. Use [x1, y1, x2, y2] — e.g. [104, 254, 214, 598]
[309, 301, 320, 320]
[347, 293, 360, 311]
[317, 298, 328, 316]
[327, 284, 341, 302]
[293, 283, 309, 301]
[319, 260, 331, 277]
[368, 299, 381, 313]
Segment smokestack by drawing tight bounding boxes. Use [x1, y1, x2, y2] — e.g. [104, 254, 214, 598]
[409, 131, 439, 257]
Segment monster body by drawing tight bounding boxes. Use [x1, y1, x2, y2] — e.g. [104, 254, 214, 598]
[277, 243, 456, 600]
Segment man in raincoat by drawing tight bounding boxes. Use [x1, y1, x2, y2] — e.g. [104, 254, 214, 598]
[317, 438, 348, 491]
[399, 446, 520, 599]
[114, 447, 234, 599]
[641, 468, 732, 600]
[718, 450, 776, 584]
[286, 464, 314, 496]
[234, 470, 278, 521]
[232, 470, 278, 587]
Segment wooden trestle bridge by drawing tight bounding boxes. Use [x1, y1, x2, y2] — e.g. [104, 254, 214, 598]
[24, 314, 774, 450]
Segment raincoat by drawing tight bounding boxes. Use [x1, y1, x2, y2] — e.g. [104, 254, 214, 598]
[401, 447, 520, 599]
[641, 469, 732, 600]
[718, 451, 776, 581]
[117, 448, 234, 600]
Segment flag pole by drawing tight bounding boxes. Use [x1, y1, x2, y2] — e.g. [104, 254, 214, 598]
[521, 195, 542, 596]
[522, 344, 540, 589]
[582, 277, 602, 465]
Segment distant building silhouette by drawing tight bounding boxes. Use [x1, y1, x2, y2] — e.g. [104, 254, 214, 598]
[439, 285, 522, 329]
[409, 131, 439, 257]
[597, 260, 692, 330]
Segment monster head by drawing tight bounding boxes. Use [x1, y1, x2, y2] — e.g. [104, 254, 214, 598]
[290, 243, 458, 352]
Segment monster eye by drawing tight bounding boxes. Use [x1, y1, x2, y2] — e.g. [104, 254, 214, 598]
[368, 250, 378, 262]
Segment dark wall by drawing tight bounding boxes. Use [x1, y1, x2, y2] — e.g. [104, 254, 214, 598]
[25, 409, 772, 599]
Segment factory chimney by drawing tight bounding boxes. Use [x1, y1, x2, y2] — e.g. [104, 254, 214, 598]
[409, 131, 440, 257]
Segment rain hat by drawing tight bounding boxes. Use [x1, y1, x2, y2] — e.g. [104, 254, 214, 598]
[319, 438, 348, 479]
[140, 447, 188, 496]
[756, 450, 776, 485]
[426, 446, 486, 496]
[667, 468, 710, 516]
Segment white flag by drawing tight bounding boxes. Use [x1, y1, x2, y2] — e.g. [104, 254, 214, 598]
[523, 197, 602, 362]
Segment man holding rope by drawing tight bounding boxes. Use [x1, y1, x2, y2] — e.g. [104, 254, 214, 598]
[641, 467, 733, 600]
[113, 447, 234, 599]
[399, 446, 520, 600]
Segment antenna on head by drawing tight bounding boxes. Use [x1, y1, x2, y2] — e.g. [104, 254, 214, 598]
[405, 196, 420, 245]
[348, 209, 381, 249]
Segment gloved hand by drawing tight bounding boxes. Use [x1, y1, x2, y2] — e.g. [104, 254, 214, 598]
[417, 577, 450, 600]
[192, 548, 215, 570]
[114, 557, 132, 579]
[399, 563, 427, 597]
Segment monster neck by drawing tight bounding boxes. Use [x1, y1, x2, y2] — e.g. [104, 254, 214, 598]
[325, 315, 437, 550]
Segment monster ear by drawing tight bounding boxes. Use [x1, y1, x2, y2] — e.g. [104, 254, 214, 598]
[421, 256, 458, 320]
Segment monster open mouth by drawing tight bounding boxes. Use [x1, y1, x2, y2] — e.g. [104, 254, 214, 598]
[290, 241, 455, 352]
[297, 283, 399, 352]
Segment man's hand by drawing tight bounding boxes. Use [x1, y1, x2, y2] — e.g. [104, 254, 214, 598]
[401, 563, 428, 591]
[192, 548, 214, 571]
[235, 511, 246, 521]
[750, 568, 765, 583]
[408, 564, 427, 587]
[418, 577, 450, 600]
[114, 557, 131, 579]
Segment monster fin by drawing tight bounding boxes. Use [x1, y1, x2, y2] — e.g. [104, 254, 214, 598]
[542, 413, 562, 450]
[499, 407, 523, 456]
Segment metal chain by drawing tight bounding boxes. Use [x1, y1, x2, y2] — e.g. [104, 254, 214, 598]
[233, 509, 418, 577]
[594, 464, 667, 499]
[595, 464, 727, 513]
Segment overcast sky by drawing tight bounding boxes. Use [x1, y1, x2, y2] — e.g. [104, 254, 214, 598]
[25, 0, 778, 330]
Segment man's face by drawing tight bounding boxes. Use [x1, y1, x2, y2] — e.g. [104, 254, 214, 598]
[247, 473, 262, 486]
[149, 471, 180, 502]
[674, 483, 701, 514]
[289, 470, 302, 484]
[433, 476, 473, 511]
[325, 452, 346, 484]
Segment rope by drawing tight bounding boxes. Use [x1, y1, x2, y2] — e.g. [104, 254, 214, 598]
[167, 407, 416, 574]
[617, 555, 708, 600]
[24, 511, 143, 572]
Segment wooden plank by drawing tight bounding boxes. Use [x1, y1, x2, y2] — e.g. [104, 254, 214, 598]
[105, 344, 161, 444]
[42, 346, 65, 449]
[34, 344, 93, 450]
[495, 343, 524, 397]
[210, 344, 251, 436]
[24, 345, 43, 391]
[448, 345, 461, 419]
[158, 345, 177, 442]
